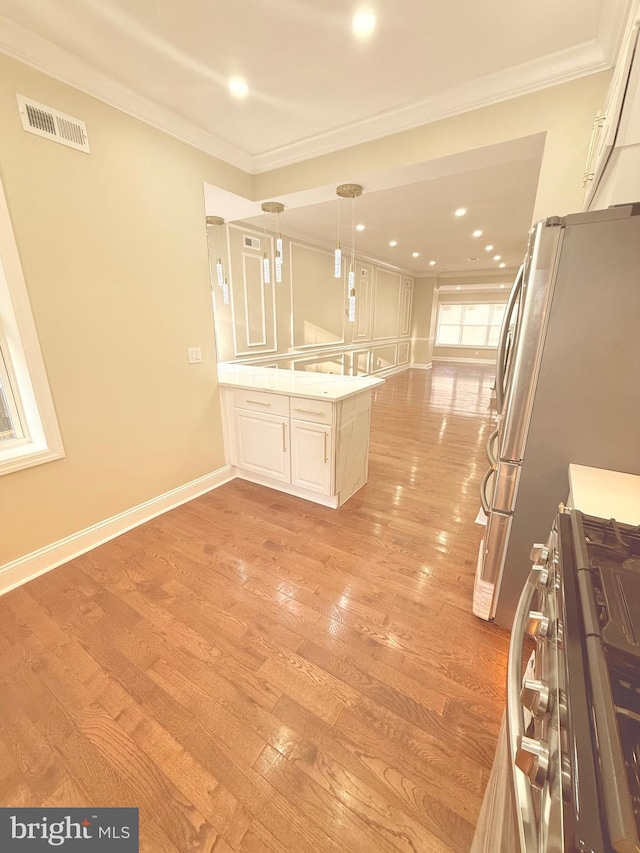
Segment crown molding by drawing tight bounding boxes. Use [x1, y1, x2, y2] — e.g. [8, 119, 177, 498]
[439, 282, 513, 292]
[0, 13, 617, 177]
[251, 40, 611, 172]
[0, 15, 254, 173]
[436, 268, 518, 281]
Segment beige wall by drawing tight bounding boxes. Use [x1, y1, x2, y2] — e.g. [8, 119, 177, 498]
[410, 277, 437, 366]
[0, 54, 250, 565]
[0, 51, 614, 568]
[253, 74, 611, 223]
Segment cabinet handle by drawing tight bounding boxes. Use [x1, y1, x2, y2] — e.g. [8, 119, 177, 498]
[294, 407, 325, 417]
[246, 399, 271, 407]
[324, 431, 328, 463]
[282, 422, 287, 452]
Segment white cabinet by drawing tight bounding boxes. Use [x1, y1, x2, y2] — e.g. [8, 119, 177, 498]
[234, 409, 290, 483]
[219, 379, 375, 508]
[586, 11, 640, 210]
[290, 419, 333, 494]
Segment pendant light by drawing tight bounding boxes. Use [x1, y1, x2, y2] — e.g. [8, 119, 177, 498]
[205, 215, 226, 288]
[334, 192, 342, 278]
[261, 201, 285, 283]
[336, 184, 363, 322]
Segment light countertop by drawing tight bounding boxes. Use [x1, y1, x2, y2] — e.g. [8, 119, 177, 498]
[217, 363, 385, 401]
[569, 464, 640, 525]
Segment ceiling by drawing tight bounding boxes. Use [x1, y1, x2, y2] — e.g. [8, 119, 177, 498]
[0, 0, 627, 172]
[241, 154, 542, 275]
[206, 133, 544, 275]
[0, 1, 627, 277]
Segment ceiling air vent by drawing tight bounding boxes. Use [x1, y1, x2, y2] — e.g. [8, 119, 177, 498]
[243, 235, 261, 250]
[17, 95, 90, 153]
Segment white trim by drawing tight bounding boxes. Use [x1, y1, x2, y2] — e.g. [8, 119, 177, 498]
[0, 16, 253, 172]
[436, 270, 519, 281]
[0, 11, 620, 174]
[438, 282, 513, 292]
[0, 175, 65, 475]
[0, 465, 236, 597]
[373, 362, 412, 378]
[410, 363, 433, 370]
[432, 356, 496, 365]
[251, 40, 610, 172]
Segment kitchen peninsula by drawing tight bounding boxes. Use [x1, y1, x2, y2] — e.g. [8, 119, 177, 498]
[217, 363, 384, 508]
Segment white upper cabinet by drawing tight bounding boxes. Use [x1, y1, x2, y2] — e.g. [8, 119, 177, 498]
[586, 8, 640, 210]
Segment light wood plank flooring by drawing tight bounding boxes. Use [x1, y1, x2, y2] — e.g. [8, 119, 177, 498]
[0, 365, 509, 852]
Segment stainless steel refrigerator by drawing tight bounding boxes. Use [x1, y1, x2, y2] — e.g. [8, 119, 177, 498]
[473, 203, 640, 628]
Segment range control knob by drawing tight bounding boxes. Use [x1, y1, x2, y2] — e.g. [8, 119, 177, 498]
[531, 564, 551, 589]
[530, 543, 550, 565]
[515, 736, 550, 789]
[520, 679, 551, 718]
[525, 610, 551, 640]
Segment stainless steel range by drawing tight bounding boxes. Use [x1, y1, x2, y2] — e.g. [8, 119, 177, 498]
[472, 508, 640, 852]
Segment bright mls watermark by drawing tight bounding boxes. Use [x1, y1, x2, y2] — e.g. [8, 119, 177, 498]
[0, 808, 138, 850]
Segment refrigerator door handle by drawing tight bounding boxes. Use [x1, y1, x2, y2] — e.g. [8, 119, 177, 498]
[479, 466, 496, 516]
[486, 428, 499, 467]
[507, 568, 539, 853]
[495, 264, 524, 415]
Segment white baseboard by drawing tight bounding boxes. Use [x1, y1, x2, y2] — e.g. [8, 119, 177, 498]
[0, 465, 236, 597]
[372, 363, 412, 378]
[410, 362, 433, 370]
[432, 356, 496, 365]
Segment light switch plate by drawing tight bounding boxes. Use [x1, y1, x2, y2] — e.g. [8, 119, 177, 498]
[188, 347, 202, 363]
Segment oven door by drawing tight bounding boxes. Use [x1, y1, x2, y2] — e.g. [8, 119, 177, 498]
[470, 713, 519, 852]
[506, 540, 560, 853]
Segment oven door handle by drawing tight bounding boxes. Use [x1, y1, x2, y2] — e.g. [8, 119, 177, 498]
[507, 569, 539, 853]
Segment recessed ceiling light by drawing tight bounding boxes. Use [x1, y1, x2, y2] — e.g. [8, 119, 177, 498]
[493, 254, 501, 261]
[389, 240, 397, 247]
[456, 286, 461, 290]
[228, 77, 249, 98]
[472, 230, 483, 238]
[412, 252, 420, 258]
[500, 285, 506, 289]
[454, 208, 467, 217]
[499, 262, 506, 268]
[485, 244, 494, 252]
[429, 260, 436, 266]
[352, 10, 377, 38]
[467, 257, 479, 261]
[356, 223, 365, 232]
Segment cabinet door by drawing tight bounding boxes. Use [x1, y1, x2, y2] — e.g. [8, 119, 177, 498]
[234, 410, 290, 483]
[290, 419, 333, 495]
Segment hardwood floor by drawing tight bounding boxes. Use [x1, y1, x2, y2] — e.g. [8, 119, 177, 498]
[0, 365, 509, 852]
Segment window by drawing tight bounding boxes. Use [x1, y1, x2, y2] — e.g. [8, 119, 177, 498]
[436, 302, 506, 348]
[0, 177, 64, 476]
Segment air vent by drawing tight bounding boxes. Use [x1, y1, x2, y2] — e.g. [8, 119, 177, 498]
[17, 95, 90, 153]
[243, 235, 261, 250]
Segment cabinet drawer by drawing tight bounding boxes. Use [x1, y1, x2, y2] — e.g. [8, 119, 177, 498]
[289, 397, 333, 425]
[233, 388, 289, 416]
